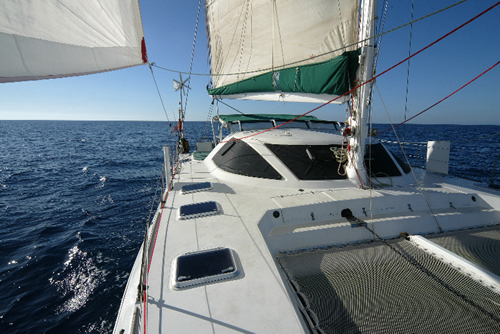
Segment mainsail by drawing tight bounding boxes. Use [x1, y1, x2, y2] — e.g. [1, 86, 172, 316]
[0, 0, 147, 83]
[205, 0, 360, 103]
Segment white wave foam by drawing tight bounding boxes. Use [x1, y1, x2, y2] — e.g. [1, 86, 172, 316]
[49, 246, 104, 314]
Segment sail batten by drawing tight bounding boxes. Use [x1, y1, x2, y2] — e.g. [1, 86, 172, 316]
[205, 0, 360, 102]
[0, 0, 146, 83]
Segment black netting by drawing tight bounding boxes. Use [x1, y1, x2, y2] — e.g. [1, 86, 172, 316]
[427, 225, 500, 277]
[278, 238, 500, 334]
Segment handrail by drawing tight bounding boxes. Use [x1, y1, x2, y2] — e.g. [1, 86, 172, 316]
[378, 139, 427, 168]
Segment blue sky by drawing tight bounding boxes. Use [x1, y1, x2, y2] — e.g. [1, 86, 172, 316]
[1, 0, 499, 124]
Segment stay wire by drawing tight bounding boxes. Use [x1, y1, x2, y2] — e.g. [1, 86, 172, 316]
[375, 82, 443, 232]
[183, 0, 202, 114]
[373, 0, 389, 71]
[218, 2, 499, 144]
[150, 0, 469, 78]
[403, 0, 415, 149]
[148, 63, 174, 127]
[379, 61, 500, 135]
[216, 99, 247, 115]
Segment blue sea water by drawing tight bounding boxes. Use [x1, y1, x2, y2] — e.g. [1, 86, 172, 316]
[0, 120, 498, 333]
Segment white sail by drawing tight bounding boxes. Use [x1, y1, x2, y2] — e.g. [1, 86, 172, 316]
[206, 0, 359, 102]
[0, 0, 147, 83]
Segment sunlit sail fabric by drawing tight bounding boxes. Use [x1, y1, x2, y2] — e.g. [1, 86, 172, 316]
[205, 0, 359, 103]
[0, 0, 147, 83]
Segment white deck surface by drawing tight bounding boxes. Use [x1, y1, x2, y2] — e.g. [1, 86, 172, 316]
[146, 157, 306, 333]
[143, 151, 500, 333]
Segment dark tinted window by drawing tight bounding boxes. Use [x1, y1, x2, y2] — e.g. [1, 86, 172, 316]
[275, 121, 309, 129]
[365, 143, 403, 177]
[390, 150, 412, 174]
[213, 140, 282, 180]
[266, 144, 347, 180]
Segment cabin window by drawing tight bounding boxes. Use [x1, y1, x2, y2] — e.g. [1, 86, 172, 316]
[239, 121, 274, 131]
[212, 140, 282, 180]
[308, 121, 339, 131]
[275, 121, 309, 129]
[390, 149, 412, 174]
[365, 143, 409, 177]
[266, 144, 347, 180]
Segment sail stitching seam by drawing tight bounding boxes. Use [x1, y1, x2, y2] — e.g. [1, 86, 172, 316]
[152, 0, 469, 77]
[217, 2, 499, 144]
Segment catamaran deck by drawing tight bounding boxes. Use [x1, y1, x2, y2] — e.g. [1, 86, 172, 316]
[146, 156, 307, 332]
[278, 230, 500, 333]
[143, 152, 500, 333]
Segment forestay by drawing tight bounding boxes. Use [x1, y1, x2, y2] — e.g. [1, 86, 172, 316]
[0, 0, 147, 83]
[205, 0, 360, 103]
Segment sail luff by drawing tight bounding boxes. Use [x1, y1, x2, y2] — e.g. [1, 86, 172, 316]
[0, 0, 147, 83]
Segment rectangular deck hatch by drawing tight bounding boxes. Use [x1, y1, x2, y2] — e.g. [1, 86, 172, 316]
[178, 201, 220, 220]
[181, 182, 213, 194]
[171, 248, 239, 289]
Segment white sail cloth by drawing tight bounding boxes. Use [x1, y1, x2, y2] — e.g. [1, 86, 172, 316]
[0, 0, 146, 83]
[206, 0, 359, 101]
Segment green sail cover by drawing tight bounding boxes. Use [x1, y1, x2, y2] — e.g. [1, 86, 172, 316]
[208, 50, 360, 97]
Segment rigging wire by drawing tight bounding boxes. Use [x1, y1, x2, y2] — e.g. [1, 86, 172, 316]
[182, 0, 202, 116]
[373, 0, 389, 71]
[150, 0, 469, 78]
[379, 61, 500, 135]
[201, 101, 215, 140]
[218, 2, 499, 144]
[403, 0, 415, 148]
[374, 82, 443, 232]
[148, 63, 174, 129]
[216, 99, 247, 115]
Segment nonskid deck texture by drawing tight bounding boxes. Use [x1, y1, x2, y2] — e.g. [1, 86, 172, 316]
[144, 154, 500, 333]
[145, 157, 308, 333]
[278, 232, 500, 334]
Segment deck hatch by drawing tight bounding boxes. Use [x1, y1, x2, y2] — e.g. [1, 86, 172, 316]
[181, 182, 213, 194]
[178, 201, 220, 220]
[172, 248, 239, 289]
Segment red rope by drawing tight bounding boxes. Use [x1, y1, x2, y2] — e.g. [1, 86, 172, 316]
[219, 2, 499, 144]
[139, 3, 499, 331]
[143, 290, 147, 334]
[379, 61, 500, 134]
[147, 163, 177, 273]
[143, 162, 177, 334]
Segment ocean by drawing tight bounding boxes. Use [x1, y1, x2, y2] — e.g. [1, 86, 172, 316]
[1, 120, 499, 333]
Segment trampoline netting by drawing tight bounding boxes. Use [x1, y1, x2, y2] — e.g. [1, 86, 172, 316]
[278, 236, 500, 334]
